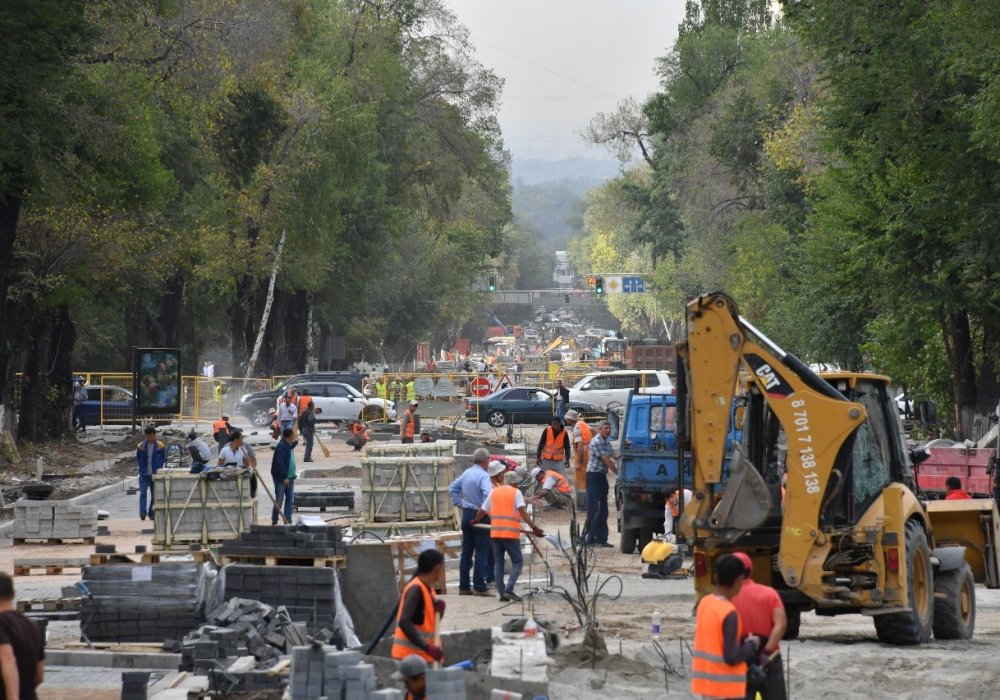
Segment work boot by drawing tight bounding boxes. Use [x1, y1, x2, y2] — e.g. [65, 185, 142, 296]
[504, 590, 522, 602]
[459, 589, 473, 596]
[139, 514, 146, 521]
[472, 590, 491, 597]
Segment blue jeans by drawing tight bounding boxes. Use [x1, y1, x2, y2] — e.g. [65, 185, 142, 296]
[460, 508, 490, 591]
[492, 538, 523, 594]
[303, 433, 314, 461]
[138, 472, 154, 518]
[584, 471, 609, 544]
[272, 478, 295, 524]
[556, 400, 566, 419]
[280, 420, 294, 432]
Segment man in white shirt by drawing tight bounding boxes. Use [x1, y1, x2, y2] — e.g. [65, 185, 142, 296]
[277, 395, 298, 432]
[217, 430, 247, 468]
[664, 488, 693, 542]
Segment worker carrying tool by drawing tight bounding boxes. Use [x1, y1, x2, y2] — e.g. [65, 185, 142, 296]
[392, 549, 446, 664]
[731, 552, 787, 700]
[691, 554, 760, 700]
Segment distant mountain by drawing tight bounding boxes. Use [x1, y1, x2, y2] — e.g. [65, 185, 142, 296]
[511, 157, 621, 188]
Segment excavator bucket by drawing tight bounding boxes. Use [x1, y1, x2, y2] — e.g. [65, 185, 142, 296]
[707, 444, 773, 540]
[926, 498, 1000, 588]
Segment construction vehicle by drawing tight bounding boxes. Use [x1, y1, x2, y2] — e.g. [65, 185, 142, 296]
[677, 292, 1000, 644]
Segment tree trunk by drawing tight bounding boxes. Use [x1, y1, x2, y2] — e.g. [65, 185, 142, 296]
[940, 307, 977, 440]
[45, 305, 75, 439]
[246, 229, 286, 378]
[0, 193, 24, 431]
[17, 309, 46, 442]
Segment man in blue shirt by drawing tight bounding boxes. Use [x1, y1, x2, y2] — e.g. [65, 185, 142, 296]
[271, 428, 297, 525]
[584, 421, 617, 548]
[135, 425, 165, 521]
[449, 447, 493, 595]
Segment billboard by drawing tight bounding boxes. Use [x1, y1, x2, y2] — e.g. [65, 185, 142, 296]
[133, 348, 181, 415]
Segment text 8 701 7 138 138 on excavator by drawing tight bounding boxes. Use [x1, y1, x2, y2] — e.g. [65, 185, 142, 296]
[676, 291, 1000, 644]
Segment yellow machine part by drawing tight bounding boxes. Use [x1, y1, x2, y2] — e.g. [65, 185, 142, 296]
[927, 498, 1000, 588]
[641, 539, 677, 564]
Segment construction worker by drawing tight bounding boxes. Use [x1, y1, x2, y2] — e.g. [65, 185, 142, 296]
[664, 488, 693, 542]
[296, 388, 312, 420]
[731, 552, 787, 700]
[391, 655, 427, 700]
[406, 377, 417, 403]
[564, 409, 591, 502]
[349, 420, 369, 451]
[448, 448, 493, 596]
[528, 466, 572, 510]
[212, 414, 232, 454]
[392, 549, 446, 664]
[135, 425, 165, 521]
[691, 554, 761, 700]
[535, 416, 571, 477]
[473, 471, 544, 602]
[945, 475, 973, 500]
[400, 401, 420, 444]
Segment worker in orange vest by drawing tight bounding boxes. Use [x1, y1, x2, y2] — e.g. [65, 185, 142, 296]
[528, 467, 572, 510]
[212, 414, 232, 454]
[296, 389, 312, 419]
[349, 420, 370, 451]
[945, 476, 973, 500]
[692, 554, 761, 699]
[392, 549, 446, 664]
[473, 471, 544, 602]
[564, 409, 590, 498]
[400, 401, 420, 444]
[535, 416, 571, 477]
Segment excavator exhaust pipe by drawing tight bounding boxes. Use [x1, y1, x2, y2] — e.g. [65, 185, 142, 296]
[707, 444, 772, 542]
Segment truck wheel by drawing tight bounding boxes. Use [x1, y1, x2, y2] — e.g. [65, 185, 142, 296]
[620, 528, 636, 554]
[783, 609, 801, 640]
[933, 563, 975, 640]
[874, 520, 933, 645]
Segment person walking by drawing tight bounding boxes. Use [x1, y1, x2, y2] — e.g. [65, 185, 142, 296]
[554, 379, 569, 418]
[528, 467, 573, 510]
[391, 549, 446, 665]
[0, 572, 45, 700]
[583, 421, 616, 547]
[448, 447, 494, 596]
[299, 401, 316, 462]
[270, 428, 297, 525]
[535, 417, 571, 478]
[400, 401, 420, 444]
[691, 554, 761, 700]
[135, 426, 165, 522]
[277, 395, 298, 433]
[473, 472, 544, 602]
[944, 476, 973, 500]
[564, 409, 591, 502]
[731, 553, 787, 700]
[186, 430, 213, 474]
[72, 379, 88, 434]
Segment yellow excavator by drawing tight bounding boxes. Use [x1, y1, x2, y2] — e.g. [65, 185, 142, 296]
[675, 292, 1000, 643]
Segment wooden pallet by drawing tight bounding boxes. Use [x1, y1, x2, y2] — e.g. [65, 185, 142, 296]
[17, 598, 81, 612]
[219, 553, 346, 568]
[12, 537, 96, 545]
[88, 549, 213, 566]
[13, 557, 90, 576]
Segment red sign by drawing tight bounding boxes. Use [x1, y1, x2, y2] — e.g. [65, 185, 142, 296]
[470, 377, 491, 397]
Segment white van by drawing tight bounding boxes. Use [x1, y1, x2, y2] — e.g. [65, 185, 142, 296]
[567, 370, 673, 411]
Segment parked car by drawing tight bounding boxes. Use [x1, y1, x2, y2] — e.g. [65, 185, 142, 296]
[236, 380, 394, 426]
[464, 386, 598, 428]
[271, 371, 365, 392]
[567, 370, 674, 411]
[80, 384, 134, 425]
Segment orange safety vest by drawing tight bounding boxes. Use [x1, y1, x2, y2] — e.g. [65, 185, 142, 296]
[391, 577, 438, 662]
[402, 410, 417, 439]
[691, 594, 747, 699]
[541, 426, 566, 462]
[542, 470, 571, 495]
[212, 419, 228, 436]
[488, 485, 523, 539]
[297, 394, 311, 413]
[576, 420, 593, 445]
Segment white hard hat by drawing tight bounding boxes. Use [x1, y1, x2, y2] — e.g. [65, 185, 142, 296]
[530, 467, 541, 481]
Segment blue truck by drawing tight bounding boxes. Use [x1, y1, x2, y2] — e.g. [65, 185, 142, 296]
[611, 391, 738, 554]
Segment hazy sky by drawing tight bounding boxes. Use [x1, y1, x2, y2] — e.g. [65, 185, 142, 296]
[443, 0, 686, 163]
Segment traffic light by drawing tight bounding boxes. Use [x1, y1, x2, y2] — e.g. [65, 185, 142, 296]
[564, 293, 570, 303]
[595, 276, 604, 295]
[488, 274, 496, 293]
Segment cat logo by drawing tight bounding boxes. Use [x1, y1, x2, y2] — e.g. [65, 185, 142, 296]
[744, 353, 794, 398]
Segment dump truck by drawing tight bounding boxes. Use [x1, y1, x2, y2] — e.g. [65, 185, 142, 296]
[677, 292, 1000, 644]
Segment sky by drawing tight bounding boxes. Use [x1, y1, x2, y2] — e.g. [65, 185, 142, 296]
[443, 0, 687, 164]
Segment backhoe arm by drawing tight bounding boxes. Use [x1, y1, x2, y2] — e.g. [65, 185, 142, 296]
[681, 293, 867, 588]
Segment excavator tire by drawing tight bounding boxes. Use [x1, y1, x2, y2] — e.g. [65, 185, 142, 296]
[783, 609, 801, 640]
[933, 562, 975, 640]
[874, 520, 933, 645]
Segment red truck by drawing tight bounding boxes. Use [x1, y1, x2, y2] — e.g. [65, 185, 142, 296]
[914, 441, 997, 498]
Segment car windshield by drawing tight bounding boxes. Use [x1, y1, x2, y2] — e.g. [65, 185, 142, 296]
[343, 384, 363, 398]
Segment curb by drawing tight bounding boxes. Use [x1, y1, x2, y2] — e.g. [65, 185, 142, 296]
[46, 649, 180, 670]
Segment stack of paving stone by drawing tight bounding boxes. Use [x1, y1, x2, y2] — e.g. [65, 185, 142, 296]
[121, 671, 151, 700]
[361, 455, 457, 522]
[289, 647, 404, 700]
[223, 564, 341, 631]
[80, 562, 202, 642]
[218, 524, 345, 560]
[12, 501, 97, 541]
[294, 488, 356, 510]
[152, 470, 255, 548]
[426, 667, 468, 700]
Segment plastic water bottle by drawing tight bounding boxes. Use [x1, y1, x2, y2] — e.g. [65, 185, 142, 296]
[651, 609, 661, 640]
[524, 615, 538, 640]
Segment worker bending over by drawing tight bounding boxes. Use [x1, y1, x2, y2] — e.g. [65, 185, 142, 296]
[392, 550, 446, 664]
[528, 467, 573, 510]
[664, 488, 693, 542]
[731, 553, 787, 700]
[692, 554, 760, 699]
